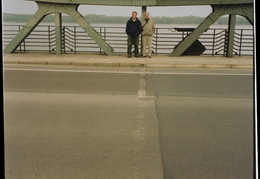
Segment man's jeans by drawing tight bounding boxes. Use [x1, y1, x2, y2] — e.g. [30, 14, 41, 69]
[127, 36, 139, 55]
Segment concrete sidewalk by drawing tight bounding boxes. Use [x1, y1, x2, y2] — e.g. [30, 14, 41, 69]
[4, 53, 254, 69]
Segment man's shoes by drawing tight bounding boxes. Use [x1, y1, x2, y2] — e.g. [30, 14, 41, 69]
[148, 56, 152, 58]
[135, 54, 140, 58]
[141, 56, 146, 58]
[127, 54, 131, 58]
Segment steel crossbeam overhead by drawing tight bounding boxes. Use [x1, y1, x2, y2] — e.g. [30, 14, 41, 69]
[4, 0, 254, 57]
[27, 0, 252, 6]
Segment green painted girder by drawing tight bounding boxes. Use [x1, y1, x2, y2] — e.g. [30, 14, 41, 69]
[169, 4, 254, 57]
[4, 3, 49, 54]
[4, 2, 117, 55]
[55, 13, 62, 55]
[226, 14, 236, 57]
[27, 0, 253, 6]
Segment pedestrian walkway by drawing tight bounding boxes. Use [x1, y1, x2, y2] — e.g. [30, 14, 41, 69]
[4, 53, 254, 69]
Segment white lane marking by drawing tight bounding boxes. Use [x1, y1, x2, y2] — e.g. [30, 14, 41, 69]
[132, 70, 147, 178]
[4, 68, 253, 76]
[133, 70, 146, 142]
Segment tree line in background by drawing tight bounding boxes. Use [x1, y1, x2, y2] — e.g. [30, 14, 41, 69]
[3, 13, 251, 25]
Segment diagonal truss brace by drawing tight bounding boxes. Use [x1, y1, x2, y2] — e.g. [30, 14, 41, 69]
[4, 2, 117, 56]
[169, 4, 254, 57]
[4, 3, 50, 54]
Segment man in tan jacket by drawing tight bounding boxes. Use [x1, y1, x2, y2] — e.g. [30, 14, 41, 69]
[141, 12, 155, 58]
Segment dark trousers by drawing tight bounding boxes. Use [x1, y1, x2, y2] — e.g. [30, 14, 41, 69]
[127, 36, 139, 55]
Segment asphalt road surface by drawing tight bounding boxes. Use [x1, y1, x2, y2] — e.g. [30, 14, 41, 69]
[4, 64, 254, 179]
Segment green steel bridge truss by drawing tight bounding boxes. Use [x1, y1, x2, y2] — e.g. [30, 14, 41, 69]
[4, 0, 254, 57]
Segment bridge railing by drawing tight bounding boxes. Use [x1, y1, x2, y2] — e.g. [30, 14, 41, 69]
[3, 24, 254, 56]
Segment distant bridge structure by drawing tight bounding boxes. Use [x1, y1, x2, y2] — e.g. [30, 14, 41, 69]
[4, 0, 254, 57]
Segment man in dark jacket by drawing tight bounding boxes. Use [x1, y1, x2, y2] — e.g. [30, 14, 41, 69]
[126, 11, 142, 58]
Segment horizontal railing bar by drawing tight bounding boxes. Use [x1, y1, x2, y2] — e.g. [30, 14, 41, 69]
[3, 24, 253, 56]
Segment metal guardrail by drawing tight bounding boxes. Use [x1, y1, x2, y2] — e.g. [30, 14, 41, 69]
[2, 24, 254, 56]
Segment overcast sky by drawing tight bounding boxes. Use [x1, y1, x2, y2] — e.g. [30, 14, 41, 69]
[2, 0, 213, 17]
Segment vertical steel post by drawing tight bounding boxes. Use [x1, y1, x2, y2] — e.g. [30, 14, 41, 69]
[23, 40, 26, 52]
[239, 29, 243, 56]
[226, 14, 236, 57]
[18, 25, 22, 52]
[155, 28, 158, 55]
[48, 26, 51, 53]
[99, 27, 102, 54]
[141, 6, 147, 56]
[103, 27, 107, 54]
[55, 13, 62, 55]
[141, 6, 147, 22]
[62, 26, 66, 53]
[212, 29, 216, 56]
[74, 26, 77, 53]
